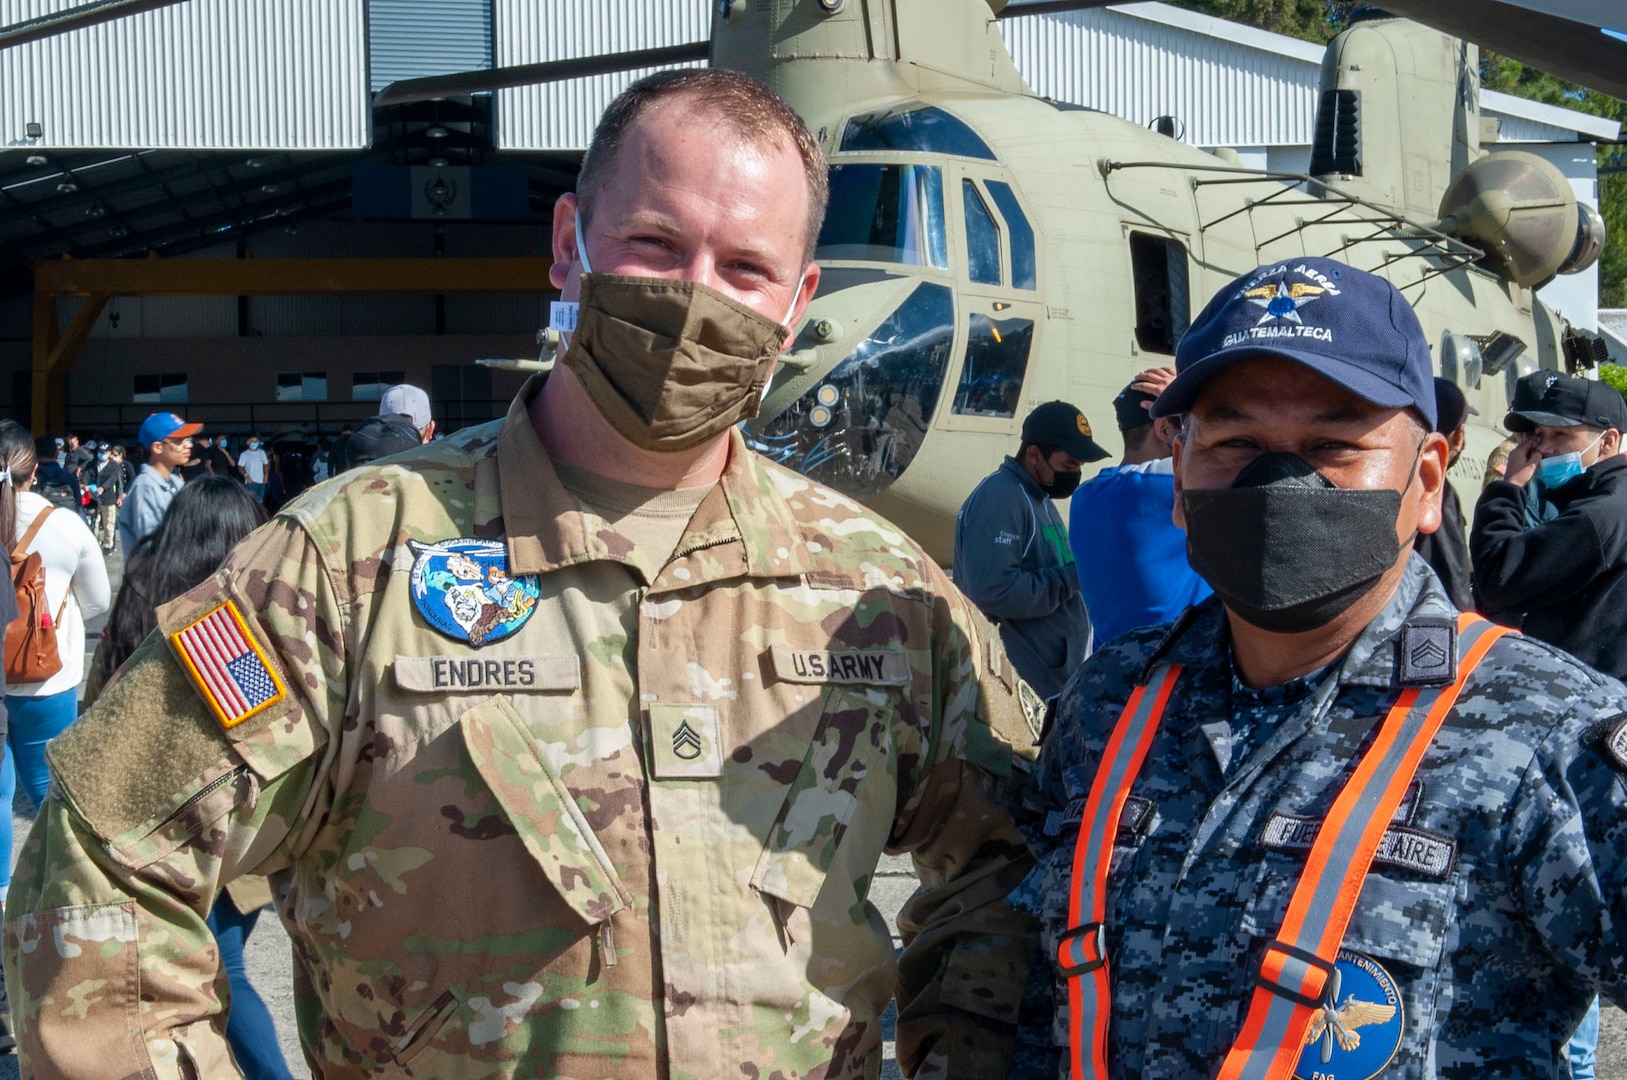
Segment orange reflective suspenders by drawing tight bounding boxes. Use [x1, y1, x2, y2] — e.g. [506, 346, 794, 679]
[1059, 612, 1509, 1080]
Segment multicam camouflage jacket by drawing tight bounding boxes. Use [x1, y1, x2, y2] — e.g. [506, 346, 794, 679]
[1011, 558, 1627, 1079]
[4, 378, 1041, 1080]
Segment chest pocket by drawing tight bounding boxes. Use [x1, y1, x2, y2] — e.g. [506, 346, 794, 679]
[750, 681, 901, 911]
[459, 695, 633, 924]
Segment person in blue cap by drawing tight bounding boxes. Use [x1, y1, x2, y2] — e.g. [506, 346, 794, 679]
[1007, 258, 1627, 1079]
[116, 411, 201, 554]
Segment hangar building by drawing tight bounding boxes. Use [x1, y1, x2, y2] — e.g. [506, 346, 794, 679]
[0, 0, 1614, 440]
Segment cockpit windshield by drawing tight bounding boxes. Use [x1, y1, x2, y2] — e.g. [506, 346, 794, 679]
[839, 105, 998, 161]
[745, 282, 955, 500]
[816, 164, 949, 269]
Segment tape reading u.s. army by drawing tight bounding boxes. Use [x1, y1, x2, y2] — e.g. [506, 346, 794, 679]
[394, 654, 580, 693]
[169, 600, 288, 731]
[770, 645, 911, 686]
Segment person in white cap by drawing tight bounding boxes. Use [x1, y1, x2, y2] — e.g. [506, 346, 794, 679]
[378, 384, 435, 443]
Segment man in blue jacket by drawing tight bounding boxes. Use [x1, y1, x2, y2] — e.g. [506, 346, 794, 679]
[953, 400, 1106, 698]
[1070, 367, 1211, 649]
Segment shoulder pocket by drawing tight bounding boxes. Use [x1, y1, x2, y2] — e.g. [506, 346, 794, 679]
[459, 695, 632, 924]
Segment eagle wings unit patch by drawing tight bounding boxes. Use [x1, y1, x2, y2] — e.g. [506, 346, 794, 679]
[1293, 949, 1404, 1080]
[169, 600, 288, 730]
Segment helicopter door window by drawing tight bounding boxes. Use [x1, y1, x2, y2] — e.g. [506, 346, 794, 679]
[984, 181, 1037, 291]
[839, 105, 997, 161]
[962, 181, 1002, 286]
[952, 312, 1036, 418]
[1128, 232, 1191, 354]
[817, 164, 949, 269]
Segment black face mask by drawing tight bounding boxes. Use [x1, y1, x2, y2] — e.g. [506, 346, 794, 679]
[1181, 452, 1406, 634]
[1042, 468, 1082, 500]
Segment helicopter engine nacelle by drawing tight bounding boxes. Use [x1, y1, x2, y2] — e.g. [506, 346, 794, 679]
[1434, 150, 1606, 288]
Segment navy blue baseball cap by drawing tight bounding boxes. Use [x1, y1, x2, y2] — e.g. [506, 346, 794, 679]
[1151, 257, 1436, 430]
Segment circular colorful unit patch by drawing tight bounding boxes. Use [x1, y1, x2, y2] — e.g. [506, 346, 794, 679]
[408, 537, 540, 648]
[1293, 949, 1404, 1080]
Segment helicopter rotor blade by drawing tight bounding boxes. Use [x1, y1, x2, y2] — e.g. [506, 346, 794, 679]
[374, 41, 711, 107]
[996, 0, 1118, 18]
[1372, 0, 1627, 101]
[0, 0, 192, 50]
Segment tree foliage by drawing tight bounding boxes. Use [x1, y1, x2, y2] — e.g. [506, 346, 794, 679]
[1164, 0, 1347, 42]
[1169, 3, 1627, 308]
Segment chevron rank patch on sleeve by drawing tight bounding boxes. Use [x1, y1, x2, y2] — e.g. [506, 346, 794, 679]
[169, 600, 288, 730]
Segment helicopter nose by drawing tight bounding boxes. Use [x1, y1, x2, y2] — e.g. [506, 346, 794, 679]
[748, 274, 956, 501]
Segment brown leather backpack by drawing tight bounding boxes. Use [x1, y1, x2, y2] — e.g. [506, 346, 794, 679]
[6, 508, 67, 684]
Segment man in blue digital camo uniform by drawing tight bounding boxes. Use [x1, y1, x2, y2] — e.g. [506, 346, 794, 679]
[1010, 257, 1627, 1079]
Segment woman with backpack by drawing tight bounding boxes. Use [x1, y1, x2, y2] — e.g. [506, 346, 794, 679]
[0, 421, 110, 906]
[83, 477, 292, 1080]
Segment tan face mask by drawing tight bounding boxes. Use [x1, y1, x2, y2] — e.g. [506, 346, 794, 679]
[561, 273, 787, 452]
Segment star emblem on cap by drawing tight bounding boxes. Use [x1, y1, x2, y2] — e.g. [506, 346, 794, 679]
[1242, 280, 1326, 325]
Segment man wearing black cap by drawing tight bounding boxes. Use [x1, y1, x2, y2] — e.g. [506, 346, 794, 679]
[1471, 369, 1627, 678]
[953, 399, 1107, 698]
[1069, 367, 1211, 648]
[1009, 257, 1627, 1079]
[1413, 376, 1478, 610]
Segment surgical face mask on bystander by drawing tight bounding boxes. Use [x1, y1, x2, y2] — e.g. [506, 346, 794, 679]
[1181, 451, 1414, 635]
[1535, 431, 1604, 489]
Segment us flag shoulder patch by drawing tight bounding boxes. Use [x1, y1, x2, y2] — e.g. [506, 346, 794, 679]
[170, 601, 287, 730]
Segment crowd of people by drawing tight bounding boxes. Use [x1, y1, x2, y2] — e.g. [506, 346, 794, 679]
[0, 67, 1625, 1080]
[0, 390, 433, 1072]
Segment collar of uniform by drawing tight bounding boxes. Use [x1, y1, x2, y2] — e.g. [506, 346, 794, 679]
[1147, 556, 1454, 690]
[711, 428, 817, 580]
[496, 379, 814, 581]
[497, 376, 617, 575]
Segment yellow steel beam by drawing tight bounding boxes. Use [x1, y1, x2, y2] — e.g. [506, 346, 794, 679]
[30, 291, 57, 435]
[34, 256, 558, 297]
[34, 295, 106, 434]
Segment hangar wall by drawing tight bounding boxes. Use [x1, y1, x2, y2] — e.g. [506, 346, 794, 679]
[1, 0, 369, 149]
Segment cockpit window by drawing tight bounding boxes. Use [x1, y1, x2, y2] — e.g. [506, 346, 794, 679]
[963, 181, 1002, 286]
[839, 105, 997, 161]
[744, 283, 955, 500]
[985, 181, 1037, 290]
[952, 312, 1035, 418]
[817, 164, 949, 269]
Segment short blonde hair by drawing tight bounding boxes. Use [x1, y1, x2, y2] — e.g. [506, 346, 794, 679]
[577, 69, 829, 266]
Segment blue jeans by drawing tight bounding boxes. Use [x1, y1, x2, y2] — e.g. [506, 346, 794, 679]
[245, 482, 266, 502]
[0, 689, 81, 899]
[208, 891, 295, 1080]
[1568, 997, 1600, 1080]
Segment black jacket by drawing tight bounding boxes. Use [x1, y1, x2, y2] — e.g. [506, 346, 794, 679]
[1471, 455, 1627, 678]
[1415, 479, 1472, 610]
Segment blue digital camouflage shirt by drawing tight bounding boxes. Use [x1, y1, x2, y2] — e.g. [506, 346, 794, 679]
[1010, 555, 1627, 1079]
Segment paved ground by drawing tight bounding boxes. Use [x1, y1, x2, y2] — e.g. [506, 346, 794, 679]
[0, 538, 1623, 1076]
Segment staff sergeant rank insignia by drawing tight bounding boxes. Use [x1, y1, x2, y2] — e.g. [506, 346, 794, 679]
[408, 538, 541, 648]
[1294, 949, 1404, 1080]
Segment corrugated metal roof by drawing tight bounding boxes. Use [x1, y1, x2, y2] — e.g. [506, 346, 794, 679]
[0, 0, 368, 150]
[370, 0, 492, 93]
[493, 0, 708, 151]
[1000, 5, 1321, 148]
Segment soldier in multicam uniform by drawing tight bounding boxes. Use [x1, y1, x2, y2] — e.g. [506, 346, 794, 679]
[1011, 257, 1627, 1078]
[3, 70, 1041, 1079]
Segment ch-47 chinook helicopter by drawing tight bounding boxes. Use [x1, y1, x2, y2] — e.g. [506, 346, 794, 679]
[387, 0, 1617, 564]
